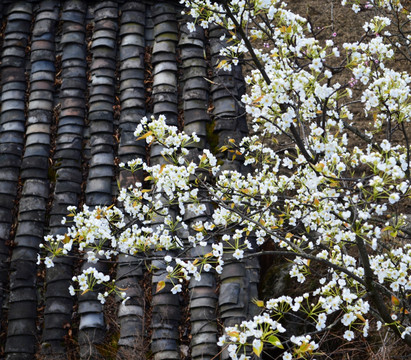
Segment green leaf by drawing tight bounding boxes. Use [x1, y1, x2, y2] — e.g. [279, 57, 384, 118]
[253, 339, 263, 357]
[156, 281, 165, 293]
[392, 295, 400, 306]
[267, 335, 283, 349]
[254, 299, 265, 308]
[137, 130, 153, 141]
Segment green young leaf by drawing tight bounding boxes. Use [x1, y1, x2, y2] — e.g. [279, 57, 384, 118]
[253, 339, 263, 357]
[253, 299, 265, 308]
[267, 335, 284, 349]
[156, 281, 165, 293]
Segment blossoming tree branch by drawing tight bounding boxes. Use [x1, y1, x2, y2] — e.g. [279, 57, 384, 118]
[39, 0, 411, 358]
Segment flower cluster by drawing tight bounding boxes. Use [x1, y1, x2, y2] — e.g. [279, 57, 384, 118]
[38, 0, 411, 358]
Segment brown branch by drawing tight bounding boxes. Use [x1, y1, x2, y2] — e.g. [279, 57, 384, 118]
[221, 1, 272, 85]
[356, 235, 411, 346]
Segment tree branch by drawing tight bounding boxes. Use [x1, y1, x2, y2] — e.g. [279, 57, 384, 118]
[356, 235, 411, 346]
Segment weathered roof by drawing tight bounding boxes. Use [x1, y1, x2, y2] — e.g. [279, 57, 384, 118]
[0, 1, 253, 359]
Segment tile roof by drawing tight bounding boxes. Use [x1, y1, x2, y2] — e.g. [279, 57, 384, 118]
[0, 1, 255, 359]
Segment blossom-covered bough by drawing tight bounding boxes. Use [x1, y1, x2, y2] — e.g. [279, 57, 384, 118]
[40, 0, 411, 358]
